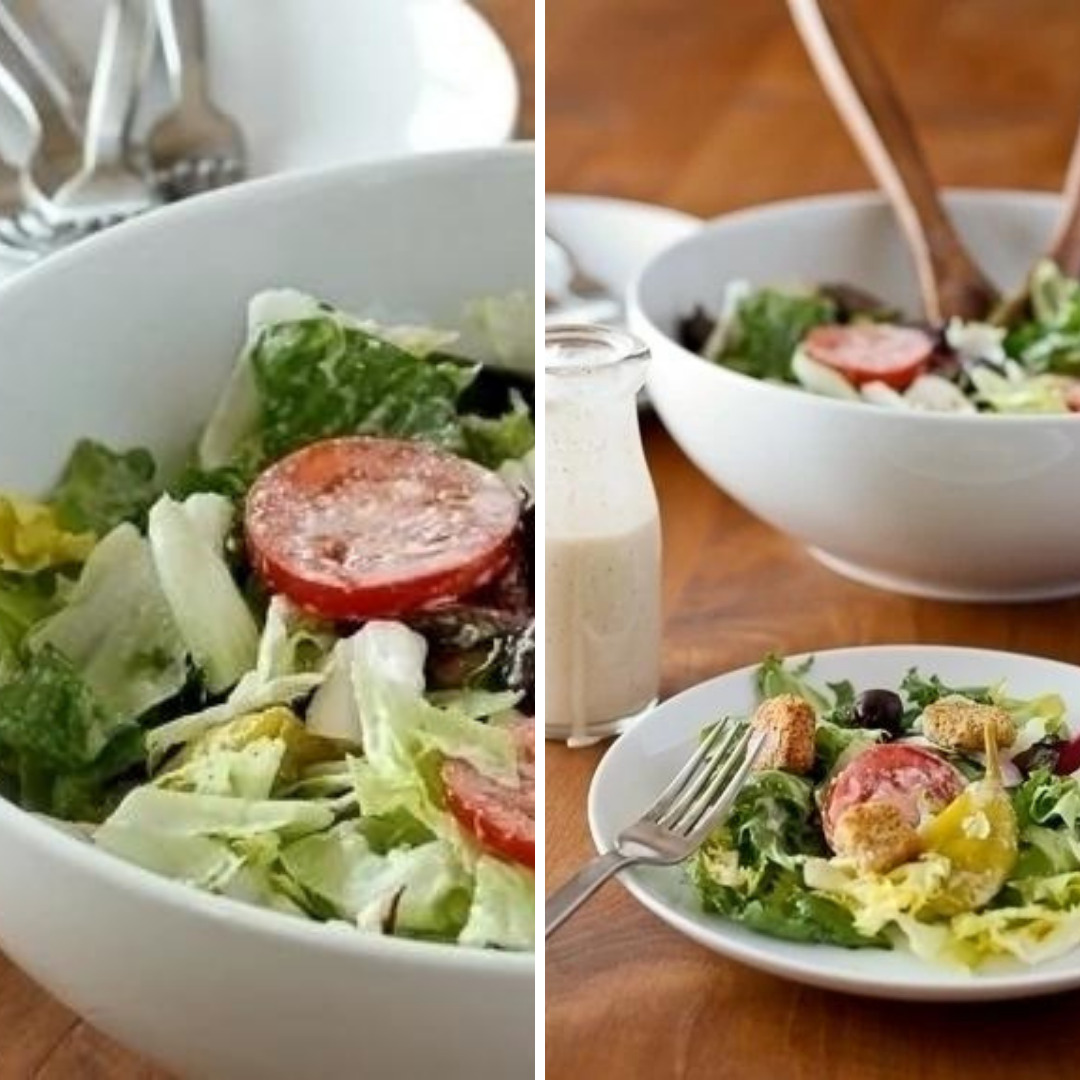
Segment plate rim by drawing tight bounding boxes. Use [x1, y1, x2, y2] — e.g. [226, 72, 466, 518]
[587, 642, 1080, 1000]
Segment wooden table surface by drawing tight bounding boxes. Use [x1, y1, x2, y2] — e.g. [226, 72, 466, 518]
[546, 2, 1080, 1079]
[0, 3, 533, 1077]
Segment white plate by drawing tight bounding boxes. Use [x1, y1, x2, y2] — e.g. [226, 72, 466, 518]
[0, 0, 519, 277]
[589, 644, 1080, 1002]
[545, 194, 700, 326]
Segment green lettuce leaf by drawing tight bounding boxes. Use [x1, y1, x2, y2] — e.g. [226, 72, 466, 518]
[0, 570, 63, 680]
[711, 288, 836, 382]
[460, 393, 535, 470]
[0, 646, 144, 819]
[755, 654, 830, 714]
[50, 439, 161, 535]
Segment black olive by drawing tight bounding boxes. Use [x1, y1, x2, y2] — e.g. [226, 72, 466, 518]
[854, 689, 904, 736]
[1012, 737, 1064, 776]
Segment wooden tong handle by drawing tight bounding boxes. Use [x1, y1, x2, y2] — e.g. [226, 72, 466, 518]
[1049, 118, 1080, 276]
[788, 0, 997, 321]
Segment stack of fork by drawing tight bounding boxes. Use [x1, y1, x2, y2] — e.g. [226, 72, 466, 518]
[0, 0, 245, 261]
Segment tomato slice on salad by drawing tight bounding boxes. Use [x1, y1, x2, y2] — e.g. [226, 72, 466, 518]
[443, 718, 535, 868]
[803, 324, 934, 390]
[245, 436, 521, 620]
[821, 742, 966, 850]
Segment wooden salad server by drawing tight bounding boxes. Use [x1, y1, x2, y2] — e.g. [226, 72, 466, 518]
[788, 0, 999, 323]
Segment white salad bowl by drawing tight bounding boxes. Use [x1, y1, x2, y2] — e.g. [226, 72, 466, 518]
[629, 190, 1080, 602]
[0, 146, 534, 1080]
[590, 645, 1080, 1002]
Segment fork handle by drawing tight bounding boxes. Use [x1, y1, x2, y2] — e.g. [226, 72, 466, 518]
[84, 0, 154, 168]
[545, 850, 639, 938]
[155, 0, 208, 104]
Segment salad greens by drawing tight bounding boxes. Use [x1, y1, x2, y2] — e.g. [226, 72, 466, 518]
[692, 655, 1080, 968]
[0, 289, 535, 951]
[681, 260, 1080, 414]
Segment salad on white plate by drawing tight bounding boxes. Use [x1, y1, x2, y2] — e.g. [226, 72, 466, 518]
[0, 287, 535, 952]
[680, 259, 1080, 414]
[589, 646, 1080, 1000]
[691, 656, 1080, 970]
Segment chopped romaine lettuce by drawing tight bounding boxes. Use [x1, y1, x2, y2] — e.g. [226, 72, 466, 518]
[458, 855, 535, 950]
[30, 523, 189, 723]
[147, 494, 259, 694]
[460, 392, 535, 470]
[1004, 260, 1080, 375]
[50, 439, 161, 535]
[468, 291, 534, 373]
[709, 288, 836, 383]
[104, 785, 335, 840]
[0, 646, 143, 819]
[281, 825, 471, 938]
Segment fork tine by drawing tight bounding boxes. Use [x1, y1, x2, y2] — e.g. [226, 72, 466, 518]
[641, 720, 730, 824]
[651, 721, 742, 828]
[681, 729, 768, 840]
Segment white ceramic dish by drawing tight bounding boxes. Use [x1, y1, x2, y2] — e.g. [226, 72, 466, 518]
[0, 145, 533, 1080]
[545, 194, 700, 325]
[629, 190, 1080, 603]
[0, 0, 519, 277]
[590, 644, 1080, 1002]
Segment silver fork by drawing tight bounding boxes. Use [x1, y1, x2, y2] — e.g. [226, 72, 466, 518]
[42, 0, 157, 225]
[545, 720, 766, 937]
[146, 0, 245, 201]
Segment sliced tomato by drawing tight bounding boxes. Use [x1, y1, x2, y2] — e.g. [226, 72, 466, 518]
[821, 743, 966, 850]
[245, 437, 521, 620]
[443, 718, 534, 868]
[803, 324, 934, 391]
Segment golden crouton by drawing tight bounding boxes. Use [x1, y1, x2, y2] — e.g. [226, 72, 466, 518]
[752, 693, 816, 775]
[921, 697, 1015, 753]
[833, 801, 921, 874]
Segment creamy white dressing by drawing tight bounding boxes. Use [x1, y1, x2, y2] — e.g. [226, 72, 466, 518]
[545, 327, 662, 743]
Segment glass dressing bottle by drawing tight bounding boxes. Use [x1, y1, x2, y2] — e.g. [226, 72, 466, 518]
[545, 325, 662, 745]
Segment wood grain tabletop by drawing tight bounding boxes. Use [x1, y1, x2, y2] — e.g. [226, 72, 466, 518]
[0, 2, 533, 1077]
[546, 2, 1080, 1079]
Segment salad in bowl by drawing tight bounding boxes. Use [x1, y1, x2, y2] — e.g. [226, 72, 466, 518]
[679, 259, 1080, 415]
[693, 655, 1080, 969]
[0, 286, 535, 952]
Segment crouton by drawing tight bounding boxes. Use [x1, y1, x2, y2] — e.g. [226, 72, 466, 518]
[752, 693, 816, 774]
[921, 697, 1015, 753]
[833, 801, 921, 874]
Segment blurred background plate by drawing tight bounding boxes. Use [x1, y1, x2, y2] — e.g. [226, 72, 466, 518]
[545, 194, 700, 327]
[16, 0, 519, 175]
[0, 0, 519, 281]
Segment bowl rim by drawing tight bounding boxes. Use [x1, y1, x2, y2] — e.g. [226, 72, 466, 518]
[0, 143, 535, 976]
[0, 141, 535, 303]
[629, 186, 1080, 427]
